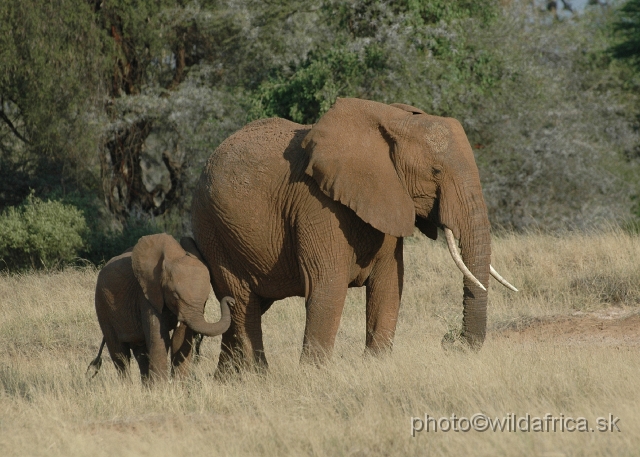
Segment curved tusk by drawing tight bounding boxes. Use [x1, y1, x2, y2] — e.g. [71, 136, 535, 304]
[444, 227, 487, 291]
[490, 265, 519, 292]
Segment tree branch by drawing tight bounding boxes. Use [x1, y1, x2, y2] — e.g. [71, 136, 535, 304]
[560, 0, 573, 12]
[168, 45, 186, 91]
[0, 102, 30, 145]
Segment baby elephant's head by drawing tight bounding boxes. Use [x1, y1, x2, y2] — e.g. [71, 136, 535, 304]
[132, 233, 231, 337]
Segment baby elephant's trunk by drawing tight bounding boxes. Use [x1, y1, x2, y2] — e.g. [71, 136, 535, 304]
[183, 297, 233, 337]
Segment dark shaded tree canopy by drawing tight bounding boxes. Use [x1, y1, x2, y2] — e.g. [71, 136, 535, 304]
[1, 0, 640, 269]
[611, 0, 640, 68]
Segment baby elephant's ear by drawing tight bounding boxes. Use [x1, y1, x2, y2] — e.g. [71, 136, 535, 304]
[132, 234, 177, 313]
[180, 236, 206, 264]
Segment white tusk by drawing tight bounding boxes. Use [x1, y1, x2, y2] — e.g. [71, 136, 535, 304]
[444, 227, 487, 291]
[490, 265, 519, 292]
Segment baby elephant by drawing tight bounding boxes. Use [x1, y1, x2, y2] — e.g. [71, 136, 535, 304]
[87, 233, 232, 383]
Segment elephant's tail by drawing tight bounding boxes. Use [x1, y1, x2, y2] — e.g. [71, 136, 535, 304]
[86, 338, 106, 379]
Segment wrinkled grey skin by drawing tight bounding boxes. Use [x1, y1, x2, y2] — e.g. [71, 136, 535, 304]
[192, 98, 491, 372]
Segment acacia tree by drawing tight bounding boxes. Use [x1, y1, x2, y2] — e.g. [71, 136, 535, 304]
[611, 0, 640, 68]
[2, 0, 638, 239]
[92, 1, 266, 224]
[0, 0, 106, 209]
[91, 0, 183, 221]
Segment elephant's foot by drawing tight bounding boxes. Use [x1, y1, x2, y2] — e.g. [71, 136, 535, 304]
[214, 344, 268, 380]
[300, 341, 333, 366]
[363, 340, 393, 358]
[441, 330, 475, 353]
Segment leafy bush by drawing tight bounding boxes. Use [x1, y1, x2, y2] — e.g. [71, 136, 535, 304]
[47, 190, 162, 266]
[250, 46, 384, 124]
[83, 217, 161, 266]
[249, 0, 502, 125]
[0, 194, 88, 270]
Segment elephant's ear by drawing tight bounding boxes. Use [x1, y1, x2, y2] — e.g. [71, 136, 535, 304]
[180, 236, 206, 264]
[132, 234, 180, 313]
[302, 98, 415, 237]
[389, 103, 427, 115]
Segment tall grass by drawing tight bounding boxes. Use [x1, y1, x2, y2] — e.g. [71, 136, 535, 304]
[1, 230, 639, 456]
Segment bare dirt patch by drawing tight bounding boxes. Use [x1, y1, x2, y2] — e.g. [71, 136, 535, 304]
[494, 308, 640, 347]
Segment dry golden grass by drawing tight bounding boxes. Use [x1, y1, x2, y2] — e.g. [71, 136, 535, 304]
[1, 230, 639, 456]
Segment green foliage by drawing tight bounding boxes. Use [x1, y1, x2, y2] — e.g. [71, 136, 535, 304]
[250, 0, 503, 124]
[401, 0, 498, 24]
[0, 193, 88, 270]
[83, 218, 161, 266]
[610, 0, 640, 69]
[0, 0, 639, 255]
[47, 190, 161, 266]
[0, 0, 107, 206]
[470, 6, 640, 230]
[0, 188, 162, 269]
[329, 0, 498, 38]
[250, 46, 386, 123]
[93, 0, 180, 93]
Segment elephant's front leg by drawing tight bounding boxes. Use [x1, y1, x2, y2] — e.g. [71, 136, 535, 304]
[365, 237, 403, 354]
[140, 299, 171, 383]
[171, 323, 195, 379]
[217, 291, 267, 375]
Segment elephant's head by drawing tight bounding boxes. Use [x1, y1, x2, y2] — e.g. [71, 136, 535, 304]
[131, 233, 231, 337]
[302, 98, 516, 349]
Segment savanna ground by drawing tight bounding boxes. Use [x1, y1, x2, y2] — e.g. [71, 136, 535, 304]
[1, 230, 639, 456]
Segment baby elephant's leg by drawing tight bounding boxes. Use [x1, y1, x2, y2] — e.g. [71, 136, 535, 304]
[171, 323, 195, 379]
[140, 300, 171, 383]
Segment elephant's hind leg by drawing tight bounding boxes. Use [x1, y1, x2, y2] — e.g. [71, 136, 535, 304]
[216, 290, 267, 376]
[102, 325, 131, 377]
[364, 237, 403, 355]
[111, 347, 131, 377]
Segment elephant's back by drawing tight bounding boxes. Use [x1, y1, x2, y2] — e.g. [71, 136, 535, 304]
[95, 252, 145, 343]
[97, 251, 135, 293]
[192, 118, 312, 298]
[200, 117, 309, 202]
[194, 117, 311, 230]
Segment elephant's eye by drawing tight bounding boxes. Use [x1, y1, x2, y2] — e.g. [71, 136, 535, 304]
[432, 166, 443, 176]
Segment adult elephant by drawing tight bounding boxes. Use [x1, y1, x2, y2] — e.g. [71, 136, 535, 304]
[191, 98, 516, 370]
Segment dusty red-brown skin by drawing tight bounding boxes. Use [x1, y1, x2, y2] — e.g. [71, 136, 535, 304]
[191, 98, 491, 370]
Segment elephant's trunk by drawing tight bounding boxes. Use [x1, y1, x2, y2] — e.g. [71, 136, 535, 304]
[182, 297, 233, 337]
[445, 228, 486, 291]
[441, 181, 491, 350]
[458, 189, 491, 349]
